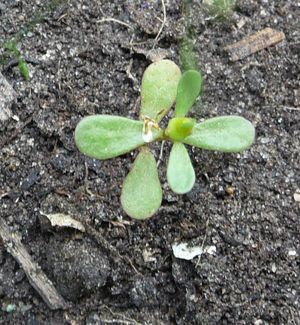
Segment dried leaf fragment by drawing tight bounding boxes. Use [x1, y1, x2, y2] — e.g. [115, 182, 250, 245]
[225, 28, 285, 61]
[172, 242, 217, 260]
[40, 212, 85, 232]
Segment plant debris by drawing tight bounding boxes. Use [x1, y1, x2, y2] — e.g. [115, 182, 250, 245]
[0, 217, 68, 310]
[40, 212, 85, 232]
[172, 242, 216, 260]
[225, 28, 285, 61]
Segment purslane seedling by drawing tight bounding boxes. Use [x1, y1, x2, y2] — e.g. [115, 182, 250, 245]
[75, 60, 255, 220]
[2, 41, 29, 80]
[203, 0, 235, 20]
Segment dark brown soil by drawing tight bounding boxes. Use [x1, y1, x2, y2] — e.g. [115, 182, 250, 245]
[0, 0, 299, 324]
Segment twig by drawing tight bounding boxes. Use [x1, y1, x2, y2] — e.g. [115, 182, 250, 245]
[196, 219, 210, 267]
[101, 320, 137, 325]
[132, 96, 141, 114]
[84, 161, 94, 197]
[100, 305, 143, 325]
[0, 217, 68, 310]
[152, 0, 166, 49]
[157, 140, 165, 167]
[97, 17, 133, 30]
[263, 105, 300, 112]
[283, 106, 300, 111]
[0, 192, 9, 199]
[126, 58, 139, 89]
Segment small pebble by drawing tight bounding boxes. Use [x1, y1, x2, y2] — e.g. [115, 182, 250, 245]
[225, 186, 235, 195]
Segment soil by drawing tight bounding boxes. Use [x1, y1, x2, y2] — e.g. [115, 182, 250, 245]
[0, 0, 299, 324]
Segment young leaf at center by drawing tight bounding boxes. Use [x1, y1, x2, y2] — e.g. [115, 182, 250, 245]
[165, 117, 196, 141]
[121, 148, 162, 219]
[175, 70, 202, 117]
[167, 142, 195, 194]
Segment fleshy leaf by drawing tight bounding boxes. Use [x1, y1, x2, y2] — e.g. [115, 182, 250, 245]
[167, 142, 195, 194]
[183, 116, 255, 152]
[165, 117, 195, 141]
[121, 148, 162, 219]
[175, 70, 202, 117]
[75, 115, 162, 160]
[140, 60, 181, 122]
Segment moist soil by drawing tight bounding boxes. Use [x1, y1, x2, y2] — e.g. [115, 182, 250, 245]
[0, 1, 299, 324]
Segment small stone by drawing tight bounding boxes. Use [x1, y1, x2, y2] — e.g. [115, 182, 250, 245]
[215, 185, 226, 199]
[236, 17, 247, 30]
[225, 186, 235, 195]
[254, 320, 264, 325]
[4, 304, 16, 313]
[288, 249, 297, 257]
[143, 249, 156, 263]
[260, 137, 271, 144]
[260, 9, 267, 17]
[293, 192, 300, 202]
[294, 89, 300, 106]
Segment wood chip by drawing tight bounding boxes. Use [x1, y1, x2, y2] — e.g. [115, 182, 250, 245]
[0, 217, 68, 310]
[225, 28, 285, 61]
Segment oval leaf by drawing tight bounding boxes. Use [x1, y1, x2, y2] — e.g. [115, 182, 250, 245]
[175, 70, 202, 117]
[75, 115, 161, 160]
[140, 60, 181, 122]
[183, 116, 255, 152]
[121, 149, 162, 219]
[167, 142, 195, 194]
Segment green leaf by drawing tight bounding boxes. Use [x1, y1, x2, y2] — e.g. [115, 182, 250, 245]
[75, 115, 162, 160]
[18, 58, 29, 80]
[121, 148, 162, 219]
[167, 142, 195, 194]
[183, 116, 255, 152]
[175, 70, 202, 117]
[4, 40, 20, 57]
[140, 59, 181, 122]
[205, 0, 235, 20]
[165, 117, 195, 141]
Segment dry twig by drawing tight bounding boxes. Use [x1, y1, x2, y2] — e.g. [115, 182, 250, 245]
[98, 17, 133, 30]
[152, 0, 167, 49]
[0, 217, 68, 310]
